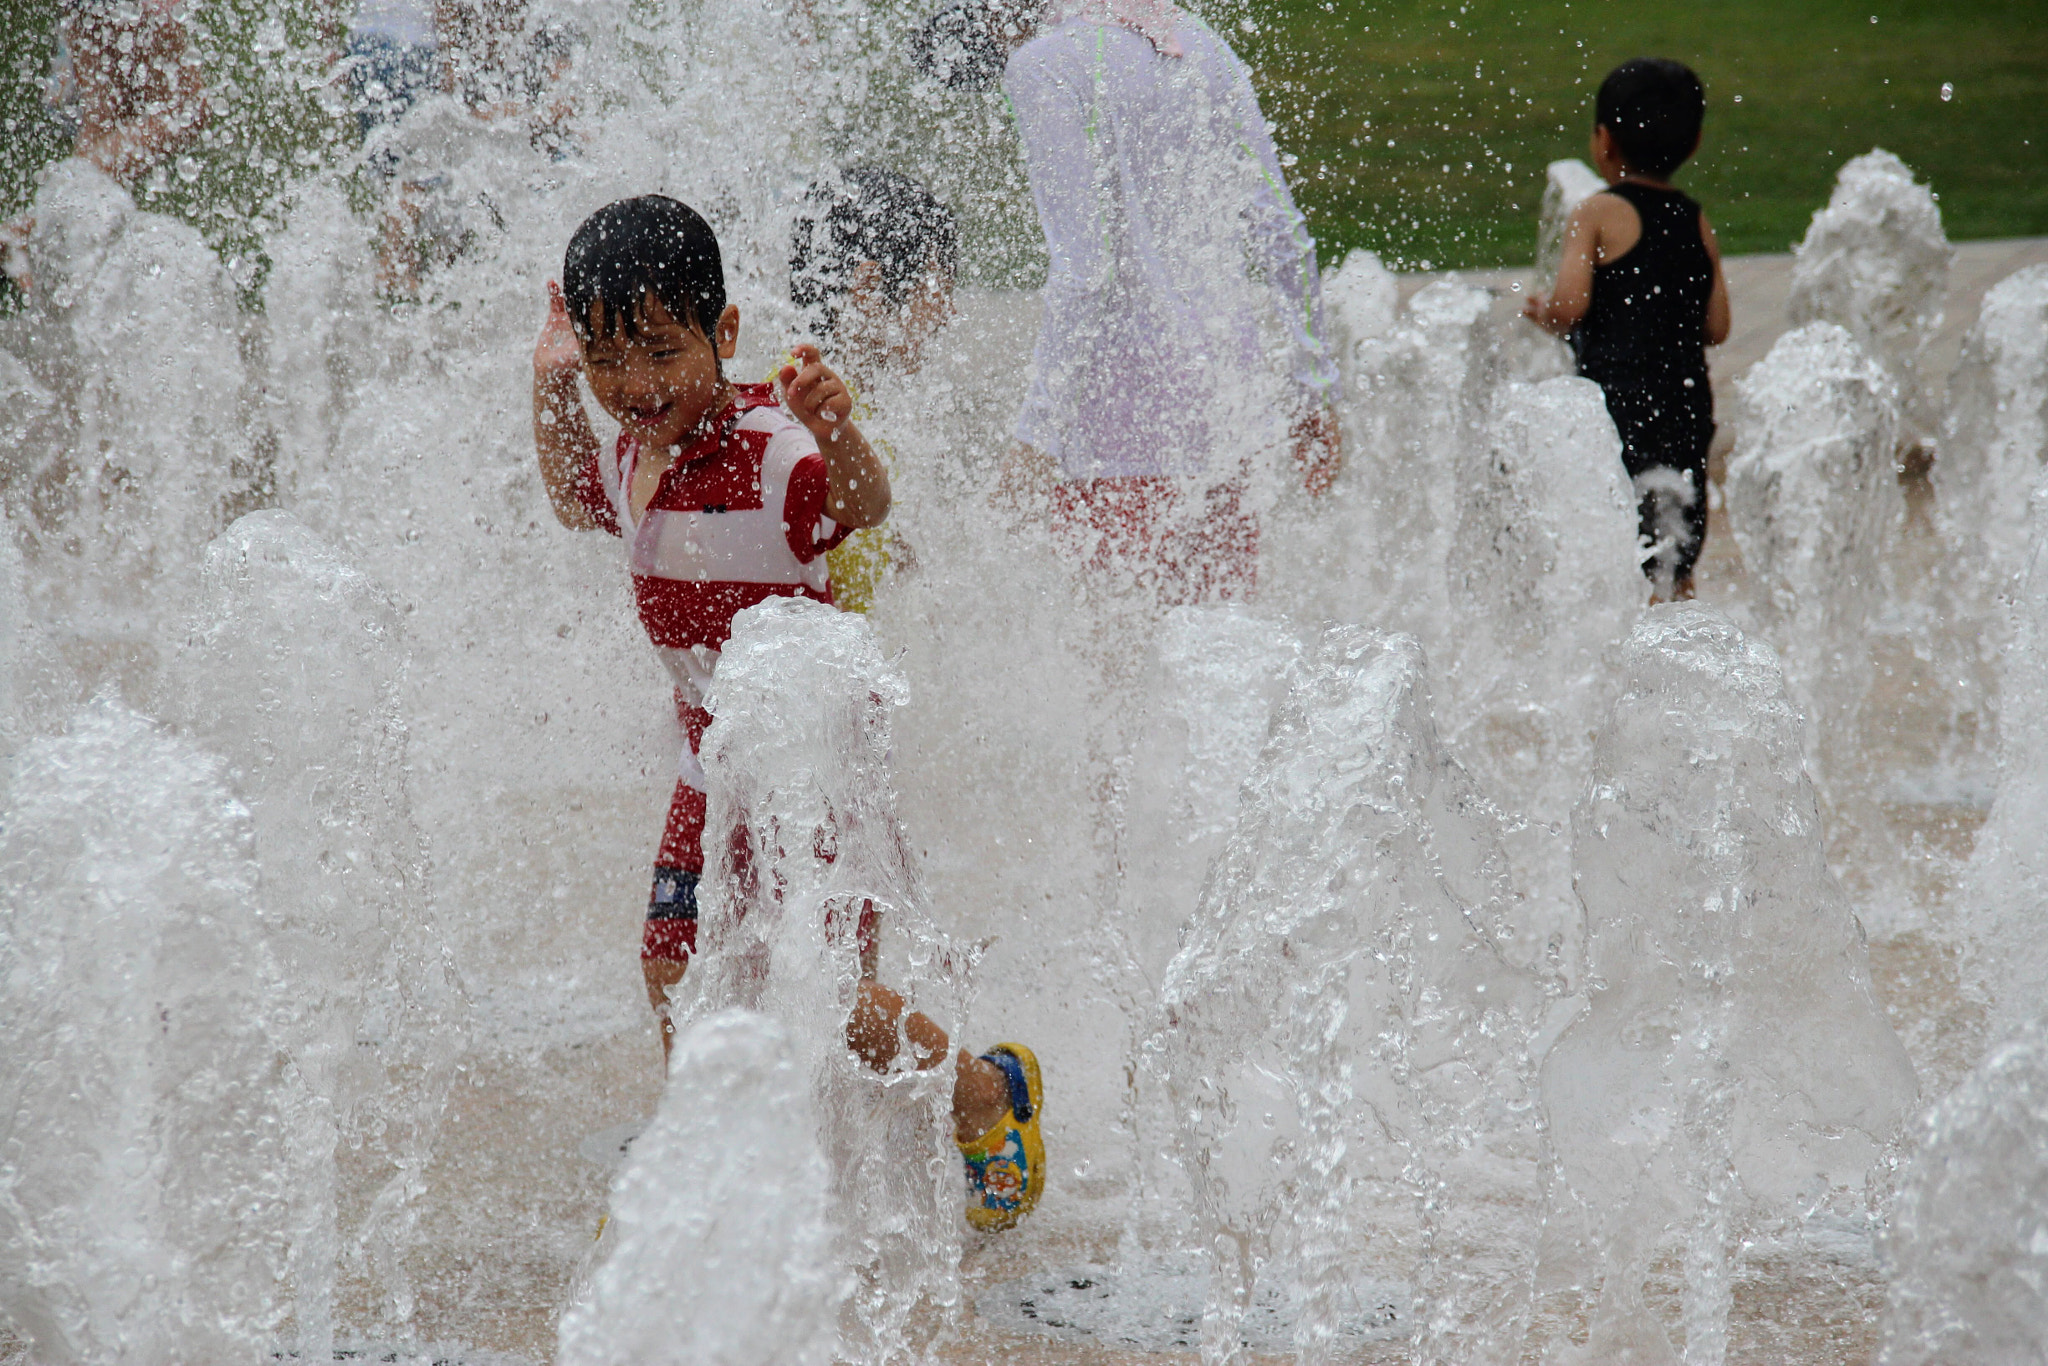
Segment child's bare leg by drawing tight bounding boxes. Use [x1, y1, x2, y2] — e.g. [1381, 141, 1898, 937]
[643, 956, 687, 1059]
[848, 980, 1009, 1142]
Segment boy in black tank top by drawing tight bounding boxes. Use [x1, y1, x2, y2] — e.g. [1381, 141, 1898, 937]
[1523, 59, 1731, 600]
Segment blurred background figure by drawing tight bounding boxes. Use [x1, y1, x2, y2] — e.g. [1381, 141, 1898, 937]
[360, 2, 584, 298]
[55, 0, 210, 189]
[345, 0, 441, 139]
[2, 0, 210, 295]
[788, 163, 961, 610]
[914, 0, 1339, 606]
[790, 164, 959, 394]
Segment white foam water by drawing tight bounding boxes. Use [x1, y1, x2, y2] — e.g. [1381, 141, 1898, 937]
[1878, 1015, 2048, 1365]
[1540, 604, 1917, 1366]
[5, 158, 258, 699]
[1120, 604, 1303, 990]
[559, 1009, 844, 1366]
[1502, 157, 1603, 385]
[6, 0, 2048, 1357]
[260, 162, 669, 1049]
[1954, 471, 2048, 1048]
[1311, 279, 1498, 659]
[1532, 159, 1603, 292]
[1929, 264, 2048, 763]
[1322, 248, 1399, 353]
[1726, 321, 1904, 788]
[663, 597, 965, 1362]
[1935, 264, 2048, 579]
[1156, 626, 1554, 1365]
[167, 510, 470, 1350]
[1442, 375, 1645, 982]
[1786, 150, 1952, 448]
[0, 699, 303, 1365]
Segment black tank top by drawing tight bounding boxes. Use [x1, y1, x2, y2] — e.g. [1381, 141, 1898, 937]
[1569, 182, 1713, 390]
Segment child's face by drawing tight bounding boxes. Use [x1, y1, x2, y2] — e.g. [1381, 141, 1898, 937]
[581, 293, 739, 452]
[896, 258, 956, 369]
[843, 255, 956, 373]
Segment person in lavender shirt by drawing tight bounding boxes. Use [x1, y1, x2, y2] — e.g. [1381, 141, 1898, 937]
[913, 0, 1340, 603]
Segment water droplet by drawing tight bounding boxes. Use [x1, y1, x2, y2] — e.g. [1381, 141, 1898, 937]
[1940, 82, 1954, 101]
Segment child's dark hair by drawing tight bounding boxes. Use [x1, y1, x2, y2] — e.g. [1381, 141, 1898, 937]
[1596, 59, 1706, 179]
[789, 166, 959, 338]
[563, 195, 725, 342]
[908, 0, 1041, 91]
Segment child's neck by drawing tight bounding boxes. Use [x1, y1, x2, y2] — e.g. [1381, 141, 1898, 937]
[1613, 170, 1678, 191]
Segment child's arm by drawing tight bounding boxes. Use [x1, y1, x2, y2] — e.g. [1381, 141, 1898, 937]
[779, 343, 891, 530]
[1522, 196, 1612, 337]
[1700, 210, 1731, 346]
[532, 281, 602, 532]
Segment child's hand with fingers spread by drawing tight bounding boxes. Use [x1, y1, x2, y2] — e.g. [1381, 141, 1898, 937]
[534, 280, 584, 380]
[778, 343, 854, 441]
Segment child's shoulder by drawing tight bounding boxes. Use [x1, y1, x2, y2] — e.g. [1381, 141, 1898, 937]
[732, 382, 797, 429]
[1573, 187, 1648, 241]
[1579, 186, 1639, 217]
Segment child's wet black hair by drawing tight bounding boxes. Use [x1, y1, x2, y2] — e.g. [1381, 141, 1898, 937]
[789, 166, 959, 339]
[908, 0, 1041, 91]
[1596, 58, 1706, 179]
[563, 195, 726, 343]
[908, 2, 1007, 90]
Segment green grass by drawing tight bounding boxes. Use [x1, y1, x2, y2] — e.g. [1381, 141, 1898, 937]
[1239, 0, 2048, 270]
[3, 0, 2041, 294]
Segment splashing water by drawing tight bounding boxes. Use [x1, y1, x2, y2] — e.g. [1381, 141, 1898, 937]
[169, 510, 470, 1349]
[1727, 322, 1903, 751]
[8, 159, 258, 699]
[0, 699, 301, 1365]
[1725, 321, 1906, 922]
[1878, 1014, 2048, 1365]
[1786, 150, 1952, 448]
[1540, 604, 1916, 1366]
[1157, 626, 1554, 1366]
[674, 597, 966, 1361]
[1954, 471, 2048, 1049]
[1929, 264, 2048, 766]
[2, 0, 2048, 1347]
[1441, 375, 1646, 982]
[558, 1009, 846, 1366]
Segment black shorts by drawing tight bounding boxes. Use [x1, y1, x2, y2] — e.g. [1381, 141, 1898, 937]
[1601, 379, 1713, 477]
[1597, 378, 1715, 583]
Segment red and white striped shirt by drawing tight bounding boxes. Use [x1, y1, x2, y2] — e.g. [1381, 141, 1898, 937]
[578, 384, 850, 758]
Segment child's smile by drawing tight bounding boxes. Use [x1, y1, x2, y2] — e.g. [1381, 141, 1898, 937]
[580, 293, 738, 455]
[622, 398, 675, 429]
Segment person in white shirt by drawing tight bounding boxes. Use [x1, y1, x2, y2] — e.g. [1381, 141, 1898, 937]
[913, 0, 1339, 603]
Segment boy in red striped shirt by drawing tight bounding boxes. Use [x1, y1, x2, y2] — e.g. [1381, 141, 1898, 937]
[531, 195, 1042, 1230]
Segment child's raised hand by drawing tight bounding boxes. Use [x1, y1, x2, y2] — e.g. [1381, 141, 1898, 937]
[534, 280, 584, 380]
[1520, 290, 1550, 325]
[779, 343, 853, 440]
